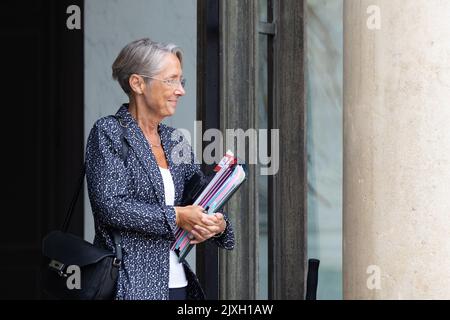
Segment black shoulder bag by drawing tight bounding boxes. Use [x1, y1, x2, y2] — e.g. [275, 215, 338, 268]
[41, 117, 128, 300]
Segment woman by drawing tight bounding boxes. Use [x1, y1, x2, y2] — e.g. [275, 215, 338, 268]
[85, 38, 235, 300]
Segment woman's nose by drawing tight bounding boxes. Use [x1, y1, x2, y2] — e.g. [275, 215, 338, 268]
[174, 86, 186, 96]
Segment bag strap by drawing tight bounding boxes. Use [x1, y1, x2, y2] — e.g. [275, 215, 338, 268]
[61, 115, 129, 265]
[61, 166, 85, 232]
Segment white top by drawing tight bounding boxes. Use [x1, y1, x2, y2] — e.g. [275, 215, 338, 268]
[159, 166, 188, 289]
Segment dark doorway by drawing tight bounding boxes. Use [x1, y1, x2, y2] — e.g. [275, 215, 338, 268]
[196, 0, 220, 300]
[0, 0, 84, 299]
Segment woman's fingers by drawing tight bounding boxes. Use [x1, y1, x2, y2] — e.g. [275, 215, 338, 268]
[189, 215, 226, 243]
[194, 224, 218, 238]
[190, 229, 206, 244]
[200, 218, 216, 226]
[201, 214, 222, 226]
[194, 225, 209, 236]
[184, 208, 225, 234]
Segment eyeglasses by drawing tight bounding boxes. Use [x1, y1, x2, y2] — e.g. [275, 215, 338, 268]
[138, 74, 186, 89]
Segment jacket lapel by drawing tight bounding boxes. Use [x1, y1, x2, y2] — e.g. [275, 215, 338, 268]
[115, 104, 183, 206]
[115, 105, 165, 206]
[159, 123, 183, 204]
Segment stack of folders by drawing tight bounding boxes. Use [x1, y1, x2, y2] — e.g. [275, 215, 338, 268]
[171, 150, 247, 262]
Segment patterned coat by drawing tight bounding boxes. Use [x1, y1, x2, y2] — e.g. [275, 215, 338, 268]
[85, 104, 235, 300]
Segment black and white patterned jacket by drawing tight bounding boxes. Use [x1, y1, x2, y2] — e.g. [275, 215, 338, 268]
[85, 104, 234, 300]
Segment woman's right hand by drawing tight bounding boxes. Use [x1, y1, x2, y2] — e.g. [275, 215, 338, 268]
[174, 205, 209, 232]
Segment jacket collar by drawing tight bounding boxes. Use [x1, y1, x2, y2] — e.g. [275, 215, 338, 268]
[115, 104, 181, 206]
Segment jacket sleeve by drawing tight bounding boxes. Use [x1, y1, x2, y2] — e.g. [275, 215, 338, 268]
[182, 138, 235, 250]
[209, 212, 235, 250]
[85, 121, 177, 239]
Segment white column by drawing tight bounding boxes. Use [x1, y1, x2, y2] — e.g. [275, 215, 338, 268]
[344, 0, 450, 299]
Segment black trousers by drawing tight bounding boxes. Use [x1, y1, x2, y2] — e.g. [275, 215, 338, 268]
[169, 286, 187, 300]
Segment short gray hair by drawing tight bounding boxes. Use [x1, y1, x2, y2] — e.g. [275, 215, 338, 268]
[112, 38, 183, 95]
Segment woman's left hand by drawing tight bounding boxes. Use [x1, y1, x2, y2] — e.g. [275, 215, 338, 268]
[189, 213, 226, 244]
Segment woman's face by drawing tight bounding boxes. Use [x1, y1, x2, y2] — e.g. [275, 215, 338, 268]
[143, 53, 185, 120]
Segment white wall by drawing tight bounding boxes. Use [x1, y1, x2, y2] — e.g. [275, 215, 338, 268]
[84, 0, 197, 267]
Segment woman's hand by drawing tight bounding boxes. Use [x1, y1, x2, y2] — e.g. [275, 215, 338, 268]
[189, 213, 226, 244]
[174, 205, 208, 232]
[174, 206, 226, 244]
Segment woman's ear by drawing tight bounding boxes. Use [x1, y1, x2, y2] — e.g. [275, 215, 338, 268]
[129, 74, 144, 95]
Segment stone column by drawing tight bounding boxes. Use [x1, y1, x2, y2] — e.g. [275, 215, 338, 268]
[344, 0, 450, 299]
